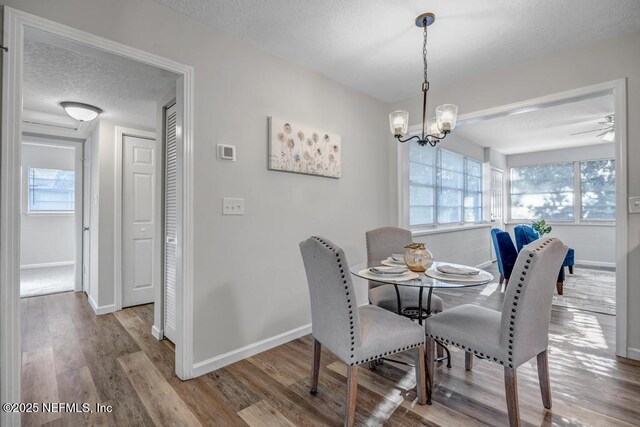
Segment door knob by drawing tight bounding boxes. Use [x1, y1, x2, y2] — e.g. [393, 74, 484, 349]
[83, 226, 90, 231]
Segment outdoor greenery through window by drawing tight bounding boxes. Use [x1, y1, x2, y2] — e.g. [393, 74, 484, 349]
[581, 159, 615, 220]
[510, 159, 615, 222]
[28, 167, 75, 212]
[409, 144, 483, 227]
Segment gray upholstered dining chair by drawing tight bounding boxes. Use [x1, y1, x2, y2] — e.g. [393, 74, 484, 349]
[366, 227, 444, 315]
[300, 236, 427, 427]
[366, 227, 446, 361]
[425, 238, 568, 427]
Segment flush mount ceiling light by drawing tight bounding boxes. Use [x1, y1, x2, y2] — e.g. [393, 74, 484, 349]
[60, 101, 103, 122]
[389, 13, 458, 147]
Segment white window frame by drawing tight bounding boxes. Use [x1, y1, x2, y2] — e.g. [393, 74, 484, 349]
[399, 134, 487, 232]
[507, 157, 616, 225]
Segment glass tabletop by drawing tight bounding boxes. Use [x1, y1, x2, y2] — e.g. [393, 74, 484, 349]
[349, 261, 494, 289]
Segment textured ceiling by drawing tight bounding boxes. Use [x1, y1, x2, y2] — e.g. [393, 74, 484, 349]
[154, 0, 640, 102]
[23, 27, 179, 131]
[455, 94, 614, 155]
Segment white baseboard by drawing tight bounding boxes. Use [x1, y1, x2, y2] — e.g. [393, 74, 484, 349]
[88, 294, 116, 315]
[192, 323, 312, 377]
[476, 260, 494, 269]
[626, 347, 640, 361]
[20, 261, 74, 269]
[575, 260, 616, 268]
[151, 325, 163, 341]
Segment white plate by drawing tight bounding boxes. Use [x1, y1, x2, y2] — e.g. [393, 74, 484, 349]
[425, 266, 493, 284]
[381, 258, 406, 267]
[357, 268, 419, 282]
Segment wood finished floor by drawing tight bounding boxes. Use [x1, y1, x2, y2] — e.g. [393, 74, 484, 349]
[21, 273, 640, 426]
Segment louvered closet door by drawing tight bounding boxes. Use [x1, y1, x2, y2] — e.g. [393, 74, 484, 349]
[164, 104, 178, 342]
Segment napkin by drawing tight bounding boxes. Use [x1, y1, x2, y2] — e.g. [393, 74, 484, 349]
[436, 265, 480, 276]
[391, 254, 405, 262]
[369, 266, 408, 275]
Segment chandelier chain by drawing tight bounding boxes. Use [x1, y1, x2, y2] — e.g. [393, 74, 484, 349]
[423, 18, 428, 85]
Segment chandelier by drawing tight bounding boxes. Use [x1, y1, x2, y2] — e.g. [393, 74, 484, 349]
[389, 13, 458, 147]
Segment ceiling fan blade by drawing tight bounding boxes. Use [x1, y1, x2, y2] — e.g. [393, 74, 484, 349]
[570, 128, 606, 136]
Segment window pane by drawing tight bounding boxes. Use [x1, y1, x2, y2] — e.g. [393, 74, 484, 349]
[28, 168, 75, 212]
[410, 185, 434, 207]
[440, 149, 464, 172]
[466, 159, 482, 177]
[581, 160, 615, 220]
[439, 189, 462, 207]
[438, 206, 462, 223]
[511, 192, 574, 220]
[439, 170, 463, 189]
[409, 163, 434, 186]
[510, 163, 573, 193]
[464, 207, 482, 222]
[410, 206, 434, 226]
[466, 175, 482, 192]
[410, 143, 436, 166]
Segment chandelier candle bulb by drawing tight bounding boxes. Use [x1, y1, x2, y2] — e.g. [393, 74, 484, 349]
[436, 104, 458, 132]
[389, 110, 409, 136]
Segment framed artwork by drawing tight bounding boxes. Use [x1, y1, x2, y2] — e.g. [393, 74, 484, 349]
[268, 116, 341, 179]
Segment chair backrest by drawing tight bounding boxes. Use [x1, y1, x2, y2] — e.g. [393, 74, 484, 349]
[500, 238, 568, 367]
[299, 236, 361, 359]
[365, 227, 412, 289]
[491, 228, 518, 279]
[513, 224, 539, 252]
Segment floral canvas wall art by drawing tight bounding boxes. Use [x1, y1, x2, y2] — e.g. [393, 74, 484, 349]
[268, 116, 341, 179]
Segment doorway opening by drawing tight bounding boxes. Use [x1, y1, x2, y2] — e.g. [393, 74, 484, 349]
[19, 137, 83, 298]
[1, 8, 196, 420]
[453, 79, 628, 356]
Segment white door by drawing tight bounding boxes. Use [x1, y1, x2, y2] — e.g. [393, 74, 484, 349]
[82, 141, 91, 293]
[490, 168, 504, 261]
[122, 135, 158, 307]
[163, 104, 178, 342]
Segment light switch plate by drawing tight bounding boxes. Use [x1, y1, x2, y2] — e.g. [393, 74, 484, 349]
[222, 197, 244, 215]
[629, 196, 640, 213]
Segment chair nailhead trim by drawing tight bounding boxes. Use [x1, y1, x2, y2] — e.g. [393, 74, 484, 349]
[311, 236, 358, 361]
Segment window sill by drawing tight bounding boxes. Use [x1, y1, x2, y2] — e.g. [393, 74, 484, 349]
[505, 221, 615, 227]
[22, 211, 75, 217]
[411, 223, 491, 237]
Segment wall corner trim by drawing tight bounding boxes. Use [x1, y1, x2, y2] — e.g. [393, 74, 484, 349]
[151, 325, 163, 341]
[626, 347, 640, 362]
[192, 323, 312, 378]
[87, 294, 116, 315]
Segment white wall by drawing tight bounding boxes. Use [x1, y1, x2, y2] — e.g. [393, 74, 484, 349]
[20, 141, 76, 267]
[391, 29, 640, 354]
[414, 225, 492, 268]
[5, 0, 393, 369]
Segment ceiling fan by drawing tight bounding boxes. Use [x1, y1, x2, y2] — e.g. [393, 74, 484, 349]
[570, 114, 615, 142]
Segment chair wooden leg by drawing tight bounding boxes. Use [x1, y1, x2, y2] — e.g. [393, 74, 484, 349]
[345, 365, 358, 427]
[537, 350, 552, 409]
[568, 265, 574, 274]
[310, 338, 321, 394]
[504, 367, 521, 427]
[415, 345, 427, 405]
[426, 336, 435, 403]
[465, 351, 473, 371]
[556, 281, 564, 295]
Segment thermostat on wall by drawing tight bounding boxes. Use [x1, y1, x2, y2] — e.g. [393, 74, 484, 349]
[217, 144, 236, 161]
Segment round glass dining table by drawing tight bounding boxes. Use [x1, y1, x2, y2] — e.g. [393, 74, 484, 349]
[350, 261, 494, 325]
[351, 261, 493, 404]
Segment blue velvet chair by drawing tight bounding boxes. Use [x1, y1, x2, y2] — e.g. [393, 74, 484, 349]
[491, 228, 518, 286]
[514, 224, 574, 295]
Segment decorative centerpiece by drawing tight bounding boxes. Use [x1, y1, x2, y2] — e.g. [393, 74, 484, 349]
[532, 219, 552, 236]
[404, 243, 434, 272]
